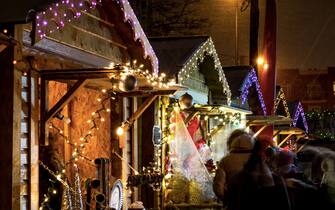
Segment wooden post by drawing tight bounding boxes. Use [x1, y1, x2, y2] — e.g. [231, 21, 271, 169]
[249, 0, 259, 67]
[40, 76, 49, 145]
[278, 134, 293, 147]
[30, 72, 39, 210]
[0, 29, 21, 210]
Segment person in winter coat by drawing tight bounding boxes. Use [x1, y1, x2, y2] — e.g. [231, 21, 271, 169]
[213, 129, 254, 202]
[226, 140, 291, 210]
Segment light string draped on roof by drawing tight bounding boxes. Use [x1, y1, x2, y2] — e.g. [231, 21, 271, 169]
[36, 0, 159, 74]
[292, 101, 309, 133]
[119, 0, 159, 74]
[274, 87, 291, 118]
[240, 68, 267, 115]
[177, 38, 232, 105]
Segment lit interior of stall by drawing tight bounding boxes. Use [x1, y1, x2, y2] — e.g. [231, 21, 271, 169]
[160, 101, 251, 208]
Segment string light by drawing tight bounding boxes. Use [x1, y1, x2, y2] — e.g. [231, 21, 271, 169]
[35, 0, 159, 74]
[39, 161, 74, 210]
[207, 112, 242, 138]
[240, 68, 267, 115]
[274, 87, 291, 118]
[177, 38, 231, 105]
[49, 88, 113, 165]
[292, 101, 308, 133]
[116, 126, 124, 136]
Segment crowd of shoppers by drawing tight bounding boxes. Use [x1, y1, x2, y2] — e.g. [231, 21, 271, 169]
[213, 129, 335, 210]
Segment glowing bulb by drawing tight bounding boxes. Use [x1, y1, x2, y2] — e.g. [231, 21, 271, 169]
[106, 108, 111, 112]
[100, 118, 105, 122]
[13, 60, 17, 64]
[56, 174, 62, 180]
[52, 189, 57, 194]
[101, 89, 107, 93]
[116, 127, 124, 136]
[257, 57, 264, 65]
[263, 63, 269, 70]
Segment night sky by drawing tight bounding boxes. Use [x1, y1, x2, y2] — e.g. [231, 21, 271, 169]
[2, 0, 335, 70]
[197, 0, 335, 70]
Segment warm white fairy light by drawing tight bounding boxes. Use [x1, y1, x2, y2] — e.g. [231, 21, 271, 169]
[177, 38, 231, 105]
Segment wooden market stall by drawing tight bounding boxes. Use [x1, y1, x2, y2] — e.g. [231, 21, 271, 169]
[148, 36, 255, 209]
[0, 1, 182, 210]
[224, 66, 267, 116]
[150, 36, 231, 105]
[161, 104, 251, 209]
[274, 87, 309, 150]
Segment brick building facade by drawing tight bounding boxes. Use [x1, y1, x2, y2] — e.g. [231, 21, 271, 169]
[277, 68, 335, 111]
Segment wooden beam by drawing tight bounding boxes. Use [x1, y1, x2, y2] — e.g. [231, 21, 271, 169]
[253, 125, 268, 138]
[69, 24, 127, 50]
[81, 11, 115, 27]
[184, 111, 199, 125]
[273, 129, 281, 138]
[117, 90, 176, 98]
[123, 94, 158, 131]
[40, 68, 118, 80]
[278, 134, 293, 147]
[0, 43, 21, 210]
[45, 79, 87, 122]
[39, 76, 48, 145]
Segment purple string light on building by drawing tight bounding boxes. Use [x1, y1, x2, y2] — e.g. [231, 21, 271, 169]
[292, 102, 308, 133]
[240, 69, 267, 115]
[34, 0, 159, 74]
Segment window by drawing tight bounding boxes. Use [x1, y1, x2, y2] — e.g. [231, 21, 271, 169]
[333, 81, 335, 96]
[307, 83, 322, 99]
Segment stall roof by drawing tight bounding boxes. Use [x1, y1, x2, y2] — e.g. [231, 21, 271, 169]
[182, 104, 252, 116]
[246, 115, 292, 126]
[274, 86, 291, 118]
[149, 36, 209, 76]
[223, 65, 251, 99]
[4, 0, 159, 73]
[274, 126, 305, 135]
[224, 66, 267, 115]
[150, 36, 231, 104]
[39, 67, 186, 95]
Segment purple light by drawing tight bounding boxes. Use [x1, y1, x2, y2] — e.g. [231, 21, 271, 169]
[240, 69, 267, 115]
[33, 0, 159, 73]
[292, 102, 308, 133]
[43, 20, 48, 26]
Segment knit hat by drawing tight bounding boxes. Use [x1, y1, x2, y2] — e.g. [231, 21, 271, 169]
[230, 133, 254, 152]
